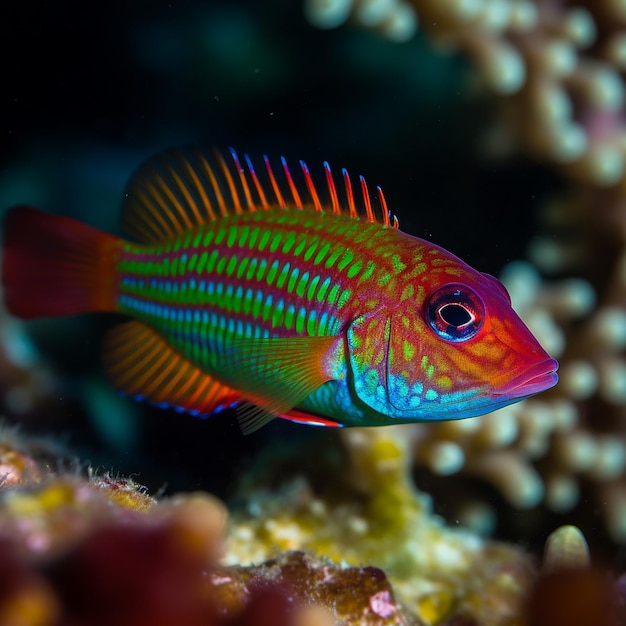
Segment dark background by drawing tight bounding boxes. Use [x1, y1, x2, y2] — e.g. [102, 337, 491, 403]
[1, 0, 560, 503]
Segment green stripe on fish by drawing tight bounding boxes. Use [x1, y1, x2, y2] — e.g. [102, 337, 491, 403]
[1, 146, 558, 433]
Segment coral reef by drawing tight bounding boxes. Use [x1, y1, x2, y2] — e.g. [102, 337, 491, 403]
[5, 0, 626, 623]
[227, 426, 534, 625]
[1, 423, 625, 625]
[0, 426, 480, 625]
[303, 0, 626, 553]
[305, 0, 626, 187]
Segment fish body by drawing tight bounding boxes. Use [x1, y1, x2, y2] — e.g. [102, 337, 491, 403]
[1, 147, 558, 432]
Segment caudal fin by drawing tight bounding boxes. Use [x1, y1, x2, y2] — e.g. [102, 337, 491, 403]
[2, 206, 121, 319]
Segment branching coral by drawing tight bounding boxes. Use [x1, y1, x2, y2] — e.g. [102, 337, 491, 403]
[304, 0, 626, 551]
[306, 0, 626, 187]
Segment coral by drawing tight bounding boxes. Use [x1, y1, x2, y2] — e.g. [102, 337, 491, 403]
[0, 420, 624, 625]
[212, 551, 409, 626]
[305, 0, 626, 187]
[542, 524, 590, 572]
[0, 420, 536, 626]
[303, 0, 626, 551]
[304, 0, 418, 43]
[0, 463, 406, 625]
[226, 422, 626, 624]
[0, 421, 412, 625]
[227, 426, 536, 625]
[503, 258, 626, 541]
[87, 471, 156, 513]
[523, 524, 626, 626]
[0, 426, 48, 488]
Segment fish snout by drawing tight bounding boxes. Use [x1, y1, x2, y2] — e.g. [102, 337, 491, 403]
[492, 357, 559, 399]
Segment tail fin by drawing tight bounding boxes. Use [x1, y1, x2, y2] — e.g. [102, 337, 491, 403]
[2, 206, 122, 319]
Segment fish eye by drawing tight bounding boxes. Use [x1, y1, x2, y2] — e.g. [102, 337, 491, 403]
[426, 284, 484, 342]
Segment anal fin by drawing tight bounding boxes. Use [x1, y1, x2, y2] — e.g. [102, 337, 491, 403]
[236, 403, 342, 435]
[279, 409, 342, 428]
[102, 321, 239, 416]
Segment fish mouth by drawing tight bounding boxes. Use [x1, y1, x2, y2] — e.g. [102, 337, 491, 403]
[492, 358, 559, 399]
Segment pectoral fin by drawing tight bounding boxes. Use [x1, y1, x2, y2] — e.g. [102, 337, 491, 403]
[227, 335, 339, 432]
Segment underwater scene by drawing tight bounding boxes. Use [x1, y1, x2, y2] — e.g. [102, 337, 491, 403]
[2, 0, 626, 624]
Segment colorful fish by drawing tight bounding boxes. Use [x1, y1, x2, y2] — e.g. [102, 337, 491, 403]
[1, 147, 558, 433]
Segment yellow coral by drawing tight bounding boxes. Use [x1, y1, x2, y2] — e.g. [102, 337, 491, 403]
[227, 426, 535, 625]
[4, 482, 81, 517]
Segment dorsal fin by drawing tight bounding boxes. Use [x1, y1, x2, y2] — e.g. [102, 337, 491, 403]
[121, 146, 399, 243]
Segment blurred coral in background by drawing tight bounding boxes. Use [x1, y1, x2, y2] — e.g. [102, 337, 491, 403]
[304, 0, 626, 557]
[3, 0, 626, 623]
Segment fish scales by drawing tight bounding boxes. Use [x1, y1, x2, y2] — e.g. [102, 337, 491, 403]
[1, 146, 558, 432]
[116, 209, 411, 362]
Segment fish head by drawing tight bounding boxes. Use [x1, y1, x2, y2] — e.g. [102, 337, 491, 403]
[346, 272, 558, 422]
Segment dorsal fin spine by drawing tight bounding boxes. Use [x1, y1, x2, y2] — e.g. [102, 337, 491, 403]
[281, 156, 303, 207]
[197, 152, 226, 217]
[360, 174, 375, 224]
[342, 168, 357, 218]
[137, 183, 177, 240]
[228, 147, 255, 212]
[377, 186, 397, 227]
[216, 151, 244, 215]
[152, 172, 188, 234]
[125, 191, 160, 243]
[166, 162, 197, 231]
[121, 146, 400, 245]
[323, 161, 341, 215]
[179, 151, 213, 222]
[146, 168, 181, 233]
[299, 161, 322, 211]
[263, 155, 286, 207]
[244, 153, 269, 208]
